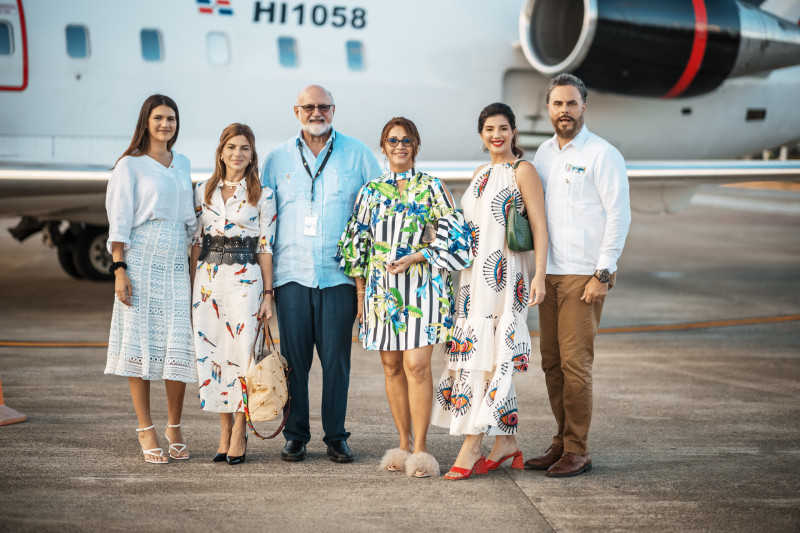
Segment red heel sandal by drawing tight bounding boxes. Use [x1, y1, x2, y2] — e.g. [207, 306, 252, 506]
[444, 455, 488, 480]
[485, 451, 523, 471]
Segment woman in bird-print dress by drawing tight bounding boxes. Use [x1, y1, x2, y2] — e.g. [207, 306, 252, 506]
[191, 123, 276, 466]
[430, 103, 549, 480]
[336, 117, 472, 478]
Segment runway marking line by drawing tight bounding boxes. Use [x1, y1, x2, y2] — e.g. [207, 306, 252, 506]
[1, 314, 798, 347]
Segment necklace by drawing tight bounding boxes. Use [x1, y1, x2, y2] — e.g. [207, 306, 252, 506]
[223, 178, 241, 188]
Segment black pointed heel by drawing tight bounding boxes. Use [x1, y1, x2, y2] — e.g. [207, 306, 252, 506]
[213, 452, 227, 463]
[227, 434, 248, 465]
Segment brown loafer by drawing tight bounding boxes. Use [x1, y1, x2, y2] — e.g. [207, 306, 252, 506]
[546, 452, 592, 477]
[524, 443, 563, 470]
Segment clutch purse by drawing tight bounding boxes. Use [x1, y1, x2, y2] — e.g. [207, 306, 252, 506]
[506, 161, 534, 252]
[421, 221, 437, 244]
[239, 322, 291, 439]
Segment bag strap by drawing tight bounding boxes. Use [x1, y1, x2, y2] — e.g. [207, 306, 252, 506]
[251, 320, 266, 360]
[509, 159, 528, 215]
[238, 376, 291, 440]
[251, 320, 280, 362]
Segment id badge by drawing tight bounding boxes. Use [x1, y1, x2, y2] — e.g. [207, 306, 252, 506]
[303, 215, 319, 236]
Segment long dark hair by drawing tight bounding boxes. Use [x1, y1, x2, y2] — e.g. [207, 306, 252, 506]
[205, 123, 261, 206]
[115, 94, 180, 167]
[477, 102, 523, 159]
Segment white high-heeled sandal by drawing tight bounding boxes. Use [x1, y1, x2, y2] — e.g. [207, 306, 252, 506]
[165, 423, 189, 460]
[136, 425, 168, 464]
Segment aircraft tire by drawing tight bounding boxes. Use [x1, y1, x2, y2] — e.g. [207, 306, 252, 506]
[56, 244, 83, 279]
[73, 225, 114, 282]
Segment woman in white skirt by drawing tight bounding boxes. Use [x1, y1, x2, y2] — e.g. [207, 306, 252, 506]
[105, 94, 198, 464]
[191, 123, 275, 465]
[430, 103, 549, 479]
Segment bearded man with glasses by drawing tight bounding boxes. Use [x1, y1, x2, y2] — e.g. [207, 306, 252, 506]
[261, 85, 381, 463]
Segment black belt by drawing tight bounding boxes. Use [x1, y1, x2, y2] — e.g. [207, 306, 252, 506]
[198, 234, 258, 265]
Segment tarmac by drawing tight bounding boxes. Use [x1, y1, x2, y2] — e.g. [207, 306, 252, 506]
[1, 184, 799, 532]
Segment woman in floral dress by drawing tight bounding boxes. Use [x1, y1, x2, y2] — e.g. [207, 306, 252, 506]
[337, 117, 472, 478]
[191, 123, 276, 465]
[430, 103, 549, 480]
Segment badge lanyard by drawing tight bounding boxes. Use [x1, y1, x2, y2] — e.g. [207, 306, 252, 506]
[296, 137, 334, 204]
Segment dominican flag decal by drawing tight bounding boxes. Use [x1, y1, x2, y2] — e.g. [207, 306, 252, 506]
[197, 0, 233, 16]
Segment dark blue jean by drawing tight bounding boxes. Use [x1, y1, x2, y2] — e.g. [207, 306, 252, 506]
[274, 282, 356, 444]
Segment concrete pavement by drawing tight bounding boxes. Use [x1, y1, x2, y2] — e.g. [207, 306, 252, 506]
[1, 185, 799, 532]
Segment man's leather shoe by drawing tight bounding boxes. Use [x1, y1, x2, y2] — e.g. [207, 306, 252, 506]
[326, 440, 354, 463]
[524, 443, 563, 470]
[546, 452, 592, 477]
[281, 440, 306, 462]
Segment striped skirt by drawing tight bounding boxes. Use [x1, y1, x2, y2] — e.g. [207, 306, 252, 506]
[105, 220, 196, 382]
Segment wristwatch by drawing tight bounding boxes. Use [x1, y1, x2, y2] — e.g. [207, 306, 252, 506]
[594, 269, 611, 283]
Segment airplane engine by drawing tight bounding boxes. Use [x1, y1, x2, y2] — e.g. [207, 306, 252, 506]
[519, 0, 800, 98]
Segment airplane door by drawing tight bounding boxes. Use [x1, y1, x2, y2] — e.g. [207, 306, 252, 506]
[0, 0, 27, 91]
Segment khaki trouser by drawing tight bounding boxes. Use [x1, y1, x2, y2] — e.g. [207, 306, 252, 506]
[538, 274, 607, 454]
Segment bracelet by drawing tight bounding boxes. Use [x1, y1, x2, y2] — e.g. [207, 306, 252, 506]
[109, 261, 127, 274]
[357, 291, 365, 294]
[263, 289, 273, 295]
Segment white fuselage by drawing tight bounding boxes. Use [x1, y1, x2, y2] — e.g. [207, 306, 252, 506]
[1, 0, 799, 170]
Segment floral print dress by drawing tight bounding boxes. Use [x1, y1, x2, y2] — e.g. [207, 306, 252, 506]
[191, 180, 276, 413]
[430, 161, 533, 436]
[336, 170, 472, 351]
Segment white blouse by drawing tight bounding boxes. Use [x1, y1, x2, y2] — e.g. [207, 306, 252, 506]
[105, 152, 198, 252]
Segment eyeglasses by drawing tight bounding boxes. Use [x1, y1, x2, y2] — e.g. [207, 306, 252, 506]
[296, 104, 333, 113]
[386, 137, 413, 147]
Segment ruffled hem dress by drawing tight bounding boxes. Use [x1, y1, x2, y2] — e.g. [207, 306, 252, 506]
[191, 180, 276, 413]
[430, 161, 534, 436]
[336, 170, 472, 351]
[104, 153, 198, 383]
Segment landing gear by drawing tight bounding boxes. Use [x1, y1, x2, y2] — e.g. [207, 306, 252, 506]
[56, 244, 82, 279]
[72, 225, 113, 281]
[43, 221, 114, 281]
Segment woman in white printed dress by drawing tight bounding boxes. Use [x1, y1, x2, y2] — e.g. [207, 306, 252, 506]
[105, 94, 198, 464]
[430, 103, 549, 480]
[336, 117, 472, 478]
[191, 123, 276, 465]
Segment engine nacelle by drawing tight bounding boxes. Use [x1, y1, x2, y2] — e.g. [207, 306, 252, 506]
[519, 0, 800, 98]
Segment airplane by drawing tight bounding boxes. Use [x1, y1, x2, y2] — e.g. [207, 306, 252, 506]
[1, 0, 800, 281]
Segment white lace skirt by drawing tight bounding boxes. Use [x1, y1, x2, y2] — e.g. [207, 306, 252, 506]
[105, 220, 196, 382]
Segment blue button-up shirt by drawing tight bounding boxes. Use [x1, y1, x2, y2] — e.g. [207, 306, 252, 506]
[261, 129, 381, 289]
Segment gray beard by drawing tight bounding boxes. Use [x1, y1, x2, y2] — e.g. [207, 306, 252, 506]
[303, 121, 331, 138]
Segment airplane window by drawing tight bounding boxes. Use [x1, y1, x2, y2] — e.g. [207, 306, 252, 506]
[0, 22, 12, 55]
[141, 29, 162, 62]
[346, 40, 364, 71]
[66, 25, 90, 58]
[278, 37, 298, 68]
[206, 32, 230, 66]
[746, 109, 766, 121]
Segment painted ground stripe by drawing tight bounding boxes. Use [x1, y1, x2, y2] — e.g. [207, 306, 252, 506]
[2, 315, 798, 347]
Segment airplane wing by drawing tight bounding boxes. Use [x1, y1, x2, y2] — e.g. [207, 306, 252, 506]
[2, 160, 800, 222]
[422, 160, 800, 214]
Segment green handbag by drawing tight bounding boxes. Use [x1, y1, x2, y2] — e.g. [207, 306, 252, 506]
[506, 161, 534, 252]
